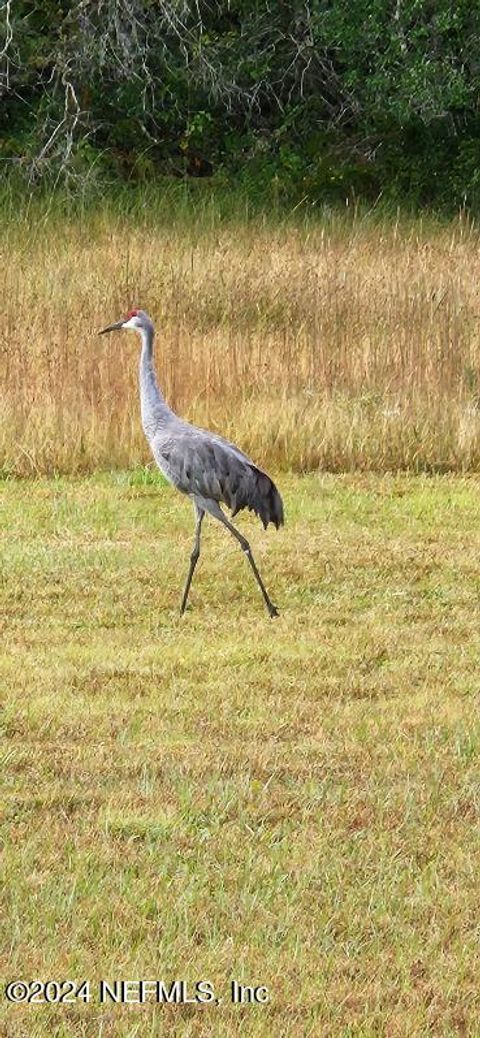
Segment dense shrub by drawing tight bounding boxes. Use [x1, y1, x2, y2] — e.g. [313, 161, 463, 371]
[1, 1, 480, 210]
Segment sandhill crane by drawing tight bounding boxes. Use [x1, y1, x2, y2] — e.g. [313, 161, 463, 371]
[99, 310, 283, 617]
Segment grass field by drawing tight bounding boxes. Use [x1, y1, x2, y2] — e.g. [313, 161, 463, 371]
[2, 470, 480, 1037]
[3, 197, 480, 476]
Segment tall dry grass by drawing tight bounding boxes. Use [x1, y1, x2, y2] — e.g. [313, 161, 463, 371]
[2, 200, 480, 476]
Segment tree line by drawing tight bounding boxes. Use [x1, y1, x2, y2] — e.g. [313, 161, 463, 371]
[1, 1, 479, 210]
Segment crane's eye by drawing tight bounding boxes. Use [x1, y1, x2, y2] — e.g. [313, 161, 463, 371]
[126, 309, 138, 320]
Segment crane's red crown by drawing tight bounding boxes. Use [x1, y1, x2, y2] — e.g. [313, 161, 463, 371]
[126, 309, 139, 319]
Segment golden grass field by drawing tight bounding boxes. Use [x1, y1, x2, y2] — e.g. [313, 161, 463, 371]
[3, 201, 480, 1036]
[2, 470, 480, 1037]
[2, 202, 480, 476]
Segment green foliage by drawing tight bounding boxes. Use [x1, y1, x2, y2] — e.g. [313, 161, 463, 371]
[1, 0, 480, 210]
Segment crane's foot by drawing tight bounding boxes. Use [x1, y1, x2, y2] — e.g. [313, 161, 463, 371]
[267, 601, 280, 619]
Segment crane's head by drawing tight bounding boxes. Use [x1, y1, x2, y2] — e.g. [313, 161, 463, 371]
[99, 309, 152, 335]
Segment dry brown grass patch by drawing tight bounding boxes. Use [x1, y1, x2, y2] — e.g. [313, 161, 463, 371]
[2, 207, 480, 475]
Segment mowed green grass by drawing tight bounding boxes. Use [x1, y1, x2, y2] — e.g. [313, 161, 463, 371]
[2, 472, 480, 1038]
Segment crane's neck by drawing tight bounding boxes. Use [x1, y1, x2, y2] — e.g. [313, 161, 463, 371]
[139, 325, 173, 439]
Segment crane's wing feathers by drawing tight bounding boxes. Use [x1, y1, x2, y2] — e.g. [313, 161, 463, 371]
[154, 426, 284, 530]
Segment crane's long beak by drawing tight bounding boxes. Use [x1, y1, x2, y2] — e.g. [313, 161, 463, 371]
[98, 320, 125, 335]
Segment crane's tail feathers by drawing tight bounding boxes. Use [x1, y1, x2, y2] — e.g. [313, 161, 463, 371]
[230, 466, 284, 530]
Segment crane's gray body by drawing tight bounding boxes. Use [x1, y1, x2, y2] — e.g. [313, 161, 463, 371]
[100, 309, 283, 616]
[139, 316, 283, 531]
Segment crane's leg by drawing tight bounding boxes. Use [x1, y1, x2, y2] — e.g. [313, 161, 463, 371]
[208, 504, 279, 618]
[180, 503, 205, 615]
